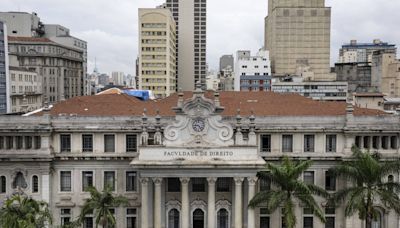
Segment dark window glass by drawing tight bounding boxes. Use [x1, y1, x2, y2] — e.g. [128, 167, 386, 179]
[60, 134, 71, 152]
[216, 178, 230, 192]
[303, 171, 314, 185]
[304, 135, 315, 152]
[84, 217, 93, 228]
[82, 134, 93, 152]
[325, 217, 335, 228]
[104, 135, 115, 152]
[126, 172, 137, 192]
[126, 134, 138, 152]
[32, 175, 39, 193]
[82, 171, 93, 191]
[325, 171, 336, 191]
[261, 135, 271, 152]
[168, 209, 179, 228]
[34, 136, 41, 149]
[25, 136, 32, 149]
[167, 178, 181, 192]
[217, 209, 229, 228]
[259, 174, 271, 191]
[16, 136, 23, 149]
[326, 135, 337, 152]
[192, 178, 205, 192]
[303, 217, 313, 228]
[260, 217, 270, 228]
[282, 135, 293, 152]
[0, 176, 6, 193]
[60, 171, 72, 192]
[104, 171, 115, 191]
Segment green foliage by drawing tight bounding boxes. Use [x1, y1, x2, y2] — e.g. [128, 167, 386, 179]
[249, 156, 328, 228]
[0, 194, 52, 228]
[77, 186, 129, 228]
[328, 146, 400, 228]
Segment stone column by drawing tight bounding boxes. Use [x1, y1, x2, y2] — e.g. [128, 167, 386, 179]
[207, 177, 217, 228]
[247, 177, 258, 228]
[153, 178, 162, 228]
[180, 177, 190, 228]
[140, 178, 149, 228]
[234, 177, 244, 228]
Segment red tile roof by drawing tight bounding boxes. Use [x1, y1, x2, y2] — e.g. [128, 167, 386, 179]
[8, 36, 52, 43]
[40, 91, 386, 117]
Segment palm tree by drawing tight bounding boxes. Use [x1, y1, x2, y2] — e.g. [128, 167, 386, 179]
[0, 193, 52, 228]
[78, 186, 128, 228]
[249, 156, 328, 228]
[328, 146, 400, 228]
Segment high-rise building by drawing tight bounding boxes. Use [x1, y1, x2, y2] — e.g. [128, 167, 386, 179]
[265, 0, 331, 80]
[371, 51, 400, 97]
[0, 12, 86, 108]
[0, 21, 9, 113]
[234, 50, 271, 91]
[165, 0, 207, 91]
[111, 72, 125, 86]
[138, 8, 176, 98]
[219, 55, 234, 72]
[339, 39, 397, 64]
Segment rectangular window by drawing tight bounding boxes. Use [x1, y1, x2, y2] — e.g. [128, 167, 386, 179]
[84, 217, 93, 228]
[167, 178, 181, 192]
[126, 134, 137, 152]
[0, 176, 6, 193]
[259, 172, 271, 191]
[25, 136, 33, 149]
[325, 208, 335, 228]
[303, 208, 314, 228]
[260, 208, 270, 228]
[282, 135, 293, 152]
[325, 171, 336, 191]
[326, 135, 337, 152]
[16, 136, 23, 149]
[192, 178, 205, 192]
[126, 171, 137, 192]
[261, 135, 271, 152]
[61, 208, 71, 226]
[104, 171, 115, 191]
[303, 171, 314, 185]
[34, 136, 41, 149]
[304, 135, 315, 152]
[82, 134, 93, 152]
[60, 134, 71, 152]
[60, 171, 72, 192]
[6, 136, 13, 149]
[126, 208, 137, 228]
[391, 136, 398, 149]
[0, 136, 3, 149]
[82, 171, 94, 191]
[216, 178, 230, 192]
[104, 135, 115, 152]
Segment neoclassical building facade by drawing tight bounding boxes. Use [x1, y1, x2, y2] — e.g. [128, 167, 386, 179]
[0, 85, 399, 228]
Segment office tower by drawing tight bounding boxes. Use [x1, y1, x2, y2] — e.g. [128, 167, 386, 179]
[165, 0, 207, 91]
[111, 72, 125, 86]
[371, 51, 400, 97]
[234, 50, 271, 91]
[339, 39, 397, 64]
[138, 8, 176, 98]
[0, 12, 87, 101]
[219, 55, 234, 72]
[0, 21, 9, 113]
[265, 0, 331, 80]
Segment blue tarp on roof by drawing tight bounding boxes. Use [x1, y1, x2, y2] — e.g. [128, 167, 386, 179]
[123, 90, 150, 101]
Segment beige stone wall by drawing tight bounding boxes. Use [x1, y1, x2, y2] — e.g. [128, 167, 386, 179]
[138, 8, 176, 98]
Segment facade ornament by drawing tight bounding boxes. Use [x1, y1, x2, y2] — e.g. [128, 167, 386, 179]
[248, 109, 257, 145]
[235, 109, 244, 145]
[233, 177, 244, 185]
[247, 177, 258, 186]
[140, 109, 149, 145]
[154, 110, 163, 145]
[140, 177, 149, 185]
[152, 178, 163, 185]
[179, 177, 190, 185]
[206, 177, 217, 185]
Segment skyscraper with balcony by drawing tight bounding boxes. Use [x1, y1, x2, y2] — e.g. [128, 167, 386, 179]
[165, 0, 207, 91]
[265, 0, 331, 80]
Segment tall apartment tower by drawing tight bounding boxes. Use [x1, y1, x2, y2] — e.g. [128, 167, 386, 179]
[165, 0, 207, 91]
[138, 8, 176, 98]
[265, 0, 331, 80]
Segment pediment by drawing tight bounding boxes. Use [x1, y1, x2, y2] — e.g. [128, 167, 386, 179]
[164, 85, 234, 148]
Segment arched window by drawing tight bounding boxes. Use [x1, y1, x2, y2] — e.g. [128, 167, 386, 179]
[0, 176, 6, 193]
[388, 175, 394, 182]
[12, 172, 27, 189]
[32, 175, 39, 193]
[217, 209, 229, 228]
[372, 209, 383, 228]
[193, 209, 204, 228]
[168, 209, 179, 228]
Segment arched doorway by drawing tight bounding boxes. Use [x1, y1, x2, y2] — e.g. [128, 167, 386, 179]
[372, 209, 383, 228]
[193, 209, 205, 228]
[217, 208, 229, 228]
[168, 209, 180, 228]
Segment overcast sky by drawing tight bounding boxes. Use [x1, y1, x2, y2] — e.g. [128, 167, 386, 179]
[2, 0, 399, 75]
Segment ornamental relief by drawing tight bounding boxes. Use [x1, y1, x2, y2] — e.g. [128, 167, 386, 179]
[163, 91, 234, 148]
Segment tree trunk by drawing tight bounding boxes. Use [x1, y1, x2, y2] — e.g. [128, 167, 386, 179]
[366, 215, 372, 228]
